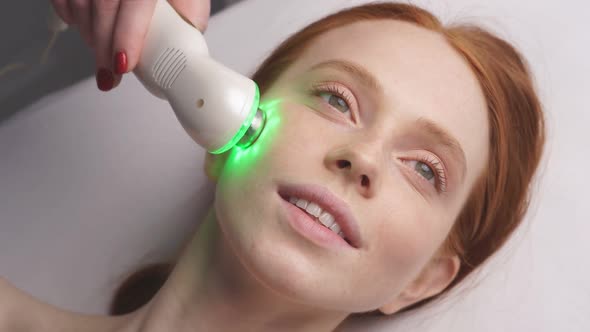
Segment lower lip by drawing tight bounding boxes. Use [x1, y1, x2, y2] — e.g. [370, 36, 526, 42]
[279, 196, 352, 251]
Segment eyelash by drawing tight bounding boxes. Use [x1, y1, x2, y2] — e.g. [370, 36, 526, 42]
[309, 82, 355, 117]
[309, 82, 448, 193]
[409, 155, 448, 193]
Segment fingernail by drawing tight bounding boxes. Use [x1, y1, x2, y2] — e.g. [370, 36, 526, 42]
[96, 68, 114, 91]
[114, 51, 128, 75]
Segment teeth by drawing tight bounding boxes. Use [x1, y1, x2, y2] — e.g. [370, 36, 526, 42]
[318, 211, 335, 228]
[305, 202, 322, 217]
[295, 199, 309, 209]
[329, 222, 341, 234]
[288, 196, 344, 240]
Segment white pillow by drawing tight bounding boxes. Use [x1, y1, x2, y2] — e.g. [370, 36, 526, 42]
[1, 0, 588, 331]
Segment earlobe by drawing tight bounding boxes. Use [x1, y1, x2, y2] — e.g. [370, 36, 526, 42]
[378, 254, 461, 315]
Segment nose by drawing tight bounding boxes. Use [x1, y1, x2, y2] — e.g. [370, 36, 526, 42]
[325, 142, 381, 198]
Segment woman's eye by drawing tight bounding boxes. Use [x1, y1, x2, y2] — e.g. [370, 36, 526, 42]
[404, 160, 437, 186]
[318, 92, 351, 115]
[414, 161, 435, 182]
[403, 157, 448, 193]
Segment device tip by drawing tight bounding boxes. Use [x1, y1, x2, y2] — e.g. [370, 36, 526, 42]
[236, 108, 266, 148]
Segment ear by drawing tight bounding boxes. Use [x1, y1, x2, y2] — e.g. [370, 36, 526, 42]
[203, 151, 230, 182]
[378, 254, 460, 315]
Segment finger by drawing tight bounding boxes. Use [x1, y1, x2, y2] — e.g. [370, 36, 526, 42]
[169, 0, 211, 32]
[50, 0, 74, 25]
[93, 0, 120, 91]
[111, 0, 157, 74]
[112, 71, 123, 89]
[68, 0, 94, 47]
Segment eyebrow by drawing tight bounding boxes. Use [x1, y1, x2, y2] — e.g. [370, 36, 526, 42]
[309, 59, 382, 93]
[414, 117, 467, 182]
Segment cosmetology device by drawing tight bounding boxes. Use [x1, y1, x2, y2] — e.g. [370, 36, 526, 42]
[134, 0, 266, 154]
[42, 0, 264, 154]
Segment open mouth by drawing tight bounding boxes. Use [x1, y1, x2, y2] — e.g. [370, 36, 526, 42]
[280, 194, 352, 245]
[277, 183, 362, 250]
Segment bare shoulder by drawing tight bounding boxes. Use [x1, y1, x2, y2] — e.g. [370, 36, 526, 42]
[0, 277, 73, 332]
[0, 277, 133, 332]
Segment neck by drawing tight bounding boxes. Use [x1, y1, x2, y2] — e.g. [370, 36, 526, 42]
[123, 208, 348, 332]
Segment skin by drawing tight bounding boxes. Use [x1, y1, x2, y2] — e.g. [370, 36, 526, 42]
[0, 19, 489, 332]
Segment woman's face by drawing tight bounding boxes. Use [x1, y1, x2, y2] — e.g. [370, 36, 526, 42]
[211, 20, 489, 313]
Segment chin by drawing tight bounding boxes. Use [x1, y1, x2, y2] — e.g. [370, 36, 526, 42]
[236, 224, 359, 310]
[212, 182, 357, 310]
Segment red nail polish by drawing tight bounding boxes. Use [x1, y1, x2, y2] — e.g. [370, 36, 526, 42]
[114, 51, 128, 75]
[96, 68, 114, 91]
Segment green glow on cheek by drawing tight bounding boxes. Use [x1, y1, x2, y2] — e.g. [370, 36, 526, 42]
[223, 98, 283, 177]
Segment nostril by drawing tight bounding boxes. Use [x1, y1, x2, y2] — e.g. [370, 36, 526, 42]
[337, 160, 351, 169]
[361, 175, 369, 187]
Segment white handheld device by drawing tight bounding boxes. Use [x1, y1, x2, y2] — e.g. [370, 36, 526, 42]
[134, 0, 265, 154]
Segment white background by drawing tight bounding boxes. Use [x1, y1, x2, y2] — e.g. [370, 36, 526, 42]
[1, 0, 588, 331]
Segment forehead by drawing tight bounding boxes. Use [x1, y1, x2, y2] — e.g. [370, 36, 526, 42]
[287, 20, 489, 182]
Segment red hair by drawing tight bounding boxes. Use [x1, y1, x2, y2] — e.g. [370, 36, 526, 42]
[110, 2, 545, 316]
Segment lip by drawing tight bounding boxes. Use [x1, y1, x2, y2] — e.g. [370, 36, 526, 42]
[278, 183, 363, 250]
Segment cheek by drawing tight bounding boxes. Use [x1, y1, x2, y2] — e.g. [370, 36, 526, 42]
[212, 104, 313, 236]
[262, 104, 332, 169]
[213, 175, 259, 246]
[369, 203, 448, 279]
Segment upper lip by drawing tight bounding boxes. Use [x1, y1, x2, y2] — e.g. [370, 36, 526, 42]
[278, 183, 363, 249]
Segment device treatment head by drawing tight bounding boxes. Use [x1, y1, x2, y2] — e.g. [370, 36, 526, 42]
[236, 108, 266, 149]
[208, 82, 266, 155]
[133, 0, 269, 156]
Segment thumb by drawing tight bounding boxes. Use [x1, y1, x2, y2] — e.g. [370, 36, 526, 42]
[168, 0, 211, 32]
